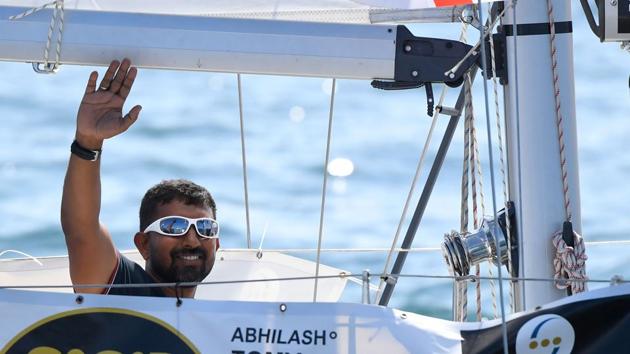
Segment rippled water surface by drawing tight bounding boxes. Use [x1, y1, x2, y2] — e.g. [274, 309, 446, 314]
[0, 8, 628, 318]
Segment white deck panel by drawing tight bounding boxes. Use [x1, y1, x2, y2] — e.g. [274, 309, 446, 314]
[0, 249, 349, 302]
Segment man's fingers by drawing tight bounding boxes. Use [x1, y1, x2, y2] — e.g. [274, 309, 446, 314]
[118, 67, 137, 100]
[99, 60, 119, 90]
[84, 71, 98, 95]
[110, 58, 131, 94]
[120, 105, 142, 132]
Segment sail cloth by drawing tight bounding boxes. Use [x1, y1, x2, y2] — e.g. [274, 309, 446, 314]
[0, 0, 498, 23]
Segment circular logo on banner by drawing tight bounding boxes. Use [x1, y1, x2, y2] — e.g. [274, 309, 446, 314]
[2, 307, 200, 354]
[515, 314, 575, 354]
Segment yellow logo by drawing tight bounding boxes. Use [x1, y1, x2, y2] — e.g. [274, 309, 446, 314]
[1, 308, 200, 354]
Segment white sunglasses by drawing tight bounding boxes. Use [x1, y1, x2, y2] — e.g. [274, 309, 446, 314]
[143, 215, 219, 239]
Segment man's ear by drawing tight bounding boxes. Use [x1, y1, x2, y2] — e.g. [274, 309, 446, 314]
[134, 232, 150, 260]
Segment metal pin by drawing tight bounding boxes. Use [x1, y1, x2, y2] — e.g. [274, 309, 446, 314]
[362, 270, 371, 304]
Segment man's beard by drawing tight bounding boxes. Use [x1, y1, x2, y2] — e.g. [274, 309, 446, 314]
[150, 247, 213, 286]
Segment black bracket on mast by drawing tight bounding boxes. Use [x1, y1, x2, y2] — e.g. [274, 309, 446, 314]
[371, 25, 479, 117]
[481, 30, 508, 85]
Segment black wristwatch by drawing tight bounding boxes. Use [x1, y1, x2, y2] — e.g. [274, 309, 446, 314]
[71, 140, 101, 161]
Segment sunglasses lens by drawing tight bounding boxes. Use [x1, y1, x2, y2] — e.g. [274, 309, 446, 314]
[159, 217, 190, 235]
[196, 219, 219, 237]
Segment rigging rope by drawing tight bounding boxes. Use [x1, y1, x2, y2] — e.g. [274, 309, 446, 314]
[10, 0, 65, 73]
[478, 0, 508, 353]
[469, 73, 488, 321]
[545, 0, 588, 294]
[477, 3, 509, 351]
[452, 22, 471, 323]
[3, 273, 622, 291]
[0, 250, 43, 266]
[510, 0, 527, 310]
[237, 74, 252, 249]
[256, 222, 269, 259]
[487, 4, 510, 318]
[313, 78, 337, 302]
[456, 71, 473, 322]
[463, 73, 485, 322]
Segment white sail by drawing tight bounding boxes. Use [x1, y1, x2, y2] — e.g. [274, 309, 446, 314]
[0, 0, 498, 23]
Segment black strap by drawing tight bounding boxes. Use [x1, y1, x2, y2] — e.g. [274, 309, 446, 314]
[71, 140, 101, 161]
[503, 21, 573, 37]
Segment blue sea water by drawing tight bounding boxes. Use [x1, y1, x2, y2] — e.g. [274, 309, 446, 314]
[0, 7, 628, 318]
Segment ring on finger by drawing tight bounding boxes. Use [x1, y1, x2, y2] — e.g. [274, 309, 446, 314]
[99, 83, 110, 90]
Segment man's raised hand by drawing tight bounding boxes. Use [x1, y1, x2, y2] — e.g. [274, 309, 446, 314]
[76, 58, 141, 149]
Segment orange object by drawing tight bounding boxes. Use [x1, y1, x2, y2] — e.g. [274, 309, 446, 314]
[434, 0, 474, 7]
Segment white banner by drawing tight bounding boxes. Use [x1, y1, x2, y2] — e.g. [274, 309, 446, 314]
[2, 285, 629, 353]
[0, 289, 464, 354]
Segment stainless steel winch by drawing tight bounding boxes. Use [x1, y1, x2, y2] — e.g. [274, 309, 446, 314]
[441, 204, 518, 277]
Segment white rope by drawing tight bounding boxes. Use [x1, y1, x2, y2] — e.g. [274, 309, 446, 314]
[0, 250, 43, 266]
[487, 4, 509, 318]
[546, 0, 588, 295]
[221, 247, 442, 253]
[461, 78, 472, 235]
[465, 72, 484, 322]
[509, 0, 527, 310]
[1, 273, 625, 291]
[546, 0, 571, 222]
[255, 222, 269, 259]
[586, 240, 630, 245]
[236, 74, 252, 249]
[477, 3, 508, 351]
[552, 230, 588, 293]
[455, 280, 468, 321]
[313, 78, 336, 302]
[10, 0, 65, 73]
[452, 21, 474, 323]
[455, 72, 474, 322]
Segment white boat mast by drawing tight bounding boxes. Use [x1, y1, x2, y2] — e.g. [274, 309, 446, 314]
[503, 0, 582, 311]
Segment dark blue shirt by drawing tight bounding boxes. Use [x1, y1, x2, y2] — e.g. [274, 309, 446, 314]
[107, 255, 166, 297]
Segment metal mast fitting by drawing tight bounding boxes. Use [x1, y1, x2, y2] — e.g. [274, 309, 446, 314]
[372, 26, 478, 116]
[579, 0, 630, 42]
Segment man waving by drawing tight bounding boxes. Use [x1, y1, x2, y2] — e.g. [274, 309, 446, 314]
[61, 59, 220, 298]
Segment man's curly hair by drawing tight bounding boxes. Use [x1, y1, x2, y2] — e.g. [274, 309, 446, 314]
[139, 179, 216, 231]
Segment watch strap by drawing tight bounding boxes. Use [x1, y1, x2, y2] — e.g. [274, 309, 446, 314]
[71, 140, 101, 161]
